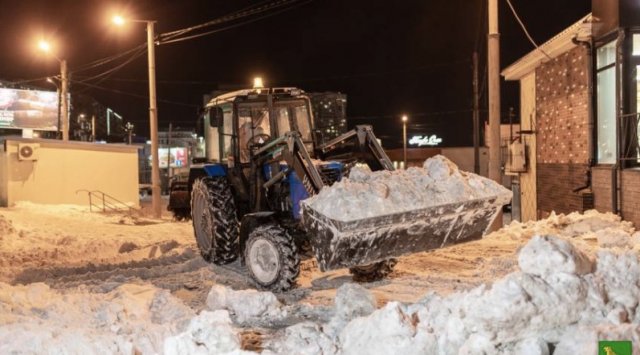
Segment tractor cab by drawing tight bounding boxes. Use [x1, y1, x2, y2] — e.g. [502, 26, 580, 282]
[201, 87, 317, 167]
[193, 87, 343, 220]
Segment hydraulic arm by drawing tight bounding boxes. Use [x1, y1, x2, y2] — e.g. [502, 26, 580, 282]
[317, 125, 395, 172]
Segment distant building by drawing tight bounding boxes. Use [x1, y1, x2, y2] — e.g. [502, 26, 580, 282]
[158, 127, 200, 160]
[308, 92, 348, 140]
[71, 94, 125, 143]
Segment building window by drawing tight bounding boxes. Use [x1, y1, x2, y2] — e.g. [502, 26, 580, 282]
[596, 41, 617, 164]
[633, 34, 640, 56]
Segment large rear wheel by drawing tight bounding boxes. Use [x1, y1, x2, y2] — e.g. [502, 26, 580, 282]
[244, 224, 300, 292]
[191, 177, 239, 264]
[349, 259, 397, 282]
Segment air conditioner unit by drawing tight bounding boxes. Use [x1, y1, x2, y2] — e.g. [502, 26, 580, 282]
[18, 143, 39, 161]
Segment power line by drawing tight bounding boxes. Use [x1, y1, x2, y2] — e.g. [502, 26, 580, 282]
[70, 79, 198, 108]
[159, 0, 313, 45]
[74, 48, 147, 84]
[71, 48, 148, 96]
[160, 0, 308, 42]
[74, 58, 472, 87]
[72, 44, 147, 73]
[11, 0, 312, 88]
[72, 76, 219, 86]
[505, 0, 552, 60]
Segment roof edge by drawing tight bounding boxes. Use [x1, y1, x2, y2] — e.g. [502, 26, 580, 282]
[502, 13, 592, 81]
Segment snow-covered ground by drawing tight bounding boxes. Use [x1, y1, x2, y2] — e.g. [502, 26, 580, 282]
[0, 202, 195, 285]
[2, 156, 640, 353]
[2, 201, 640, 353]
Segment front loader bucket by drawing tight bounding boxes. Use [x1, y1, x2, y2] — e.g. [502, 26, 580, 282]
[301, 193, 511, 271]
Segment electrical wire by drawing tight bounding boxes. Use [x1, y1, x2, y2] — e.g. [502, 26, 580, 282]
[65, 0, 310, 87]
[160, 0, 305, 42]
[72, 77, 220, 86]
[74, 57, 471, 88]
[72, 44, 147, 73]
[11, 0, 311, 86]
[74, 48, 147, 84]
[70, 48, 148, 96]
[70, 79, 198, 108]
[505, 0, 552, 60]
[159, 0, 313, 45]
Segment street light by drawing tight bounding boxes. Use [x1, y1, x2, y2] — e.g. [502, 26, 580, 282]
[38, 40, 51, 52]
[38, 40, 69, 141]
[253, 77, 264, 93]
[113, 15, 162, 218]
[112, 15, 125, 26]
[401, 114, 408, 170]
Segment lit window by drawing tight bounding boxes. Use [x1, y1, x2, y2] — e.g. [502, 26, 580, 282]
[596, 40, 616, 164]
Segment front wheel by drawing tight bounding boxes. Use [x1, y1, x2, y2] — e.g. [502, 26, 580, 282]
[349, 259, 397, 282]
[244, 224, 300, 292]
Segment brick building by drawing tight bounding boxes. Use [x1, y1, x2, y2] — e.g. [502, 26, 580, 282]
[503, 0, 640, 226]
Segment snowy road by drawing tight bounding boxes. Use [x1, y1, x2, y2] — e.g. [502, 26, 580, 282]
[0, 201, 521, 308]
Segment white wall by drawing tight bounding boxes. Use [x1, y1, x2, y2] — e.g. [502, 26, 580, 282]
[1, 138, 140, 208]
[440, 147, 489, 176]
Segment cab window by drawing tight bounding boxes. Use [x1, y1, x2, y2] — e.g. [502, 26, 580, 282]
[237, 104, 272, 163]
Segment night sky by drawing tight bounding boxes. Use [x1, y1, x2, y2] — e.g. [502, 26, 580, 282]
[0, 0, 591, 147]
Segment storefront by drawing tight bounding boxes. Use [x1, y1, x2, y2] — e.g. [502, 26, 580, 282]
[503, 0, 640, 225]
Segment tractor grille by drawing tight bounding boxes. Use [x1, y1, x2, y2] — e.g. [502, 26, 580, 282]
[318, 166, 342, 186]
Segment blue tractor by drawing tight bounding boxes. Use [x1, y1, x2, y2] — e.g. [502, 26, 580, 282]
[169, 87, 508, 291]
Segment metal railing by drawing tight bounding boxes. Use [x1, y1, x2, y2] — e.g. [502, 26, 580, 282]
[76, 190, 138, 216]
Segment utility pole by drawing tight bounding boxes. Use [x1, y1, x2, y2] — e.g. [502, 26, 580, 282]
[488, 0, 502, 227]
[473, 51, 480, 175]
[402, 115, 408, 169]
[60, 59, 69, 141]
[147, 21, 162, 219]
[168, 122, 173, 179]
[91, 115, 96, 141]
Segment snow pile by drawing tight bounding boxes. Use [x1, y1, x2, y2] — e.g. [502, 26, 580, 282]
[164, 310, 250, 355]
[0, 282, 196, 354]
[206, 285, 288, 325]
[304, 155, 511, 221]
[517, 235, 593, 276]
[490, 209, 635, 243]
[324, 283, 377, 338]
[267, 233, 640, 354]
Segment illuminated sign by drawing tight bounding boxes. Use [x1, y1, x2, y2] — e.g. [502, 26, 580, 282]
[409, 135, 443, 147]
[0, 88, 59, 131]
[152, 147, 188, 168]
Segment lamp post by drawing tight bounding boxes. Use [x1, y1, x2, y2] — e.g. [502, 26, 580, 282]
[38, 41, 68, 141]
[113, 15, 162, 219]
[401, 114, 408, 169]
